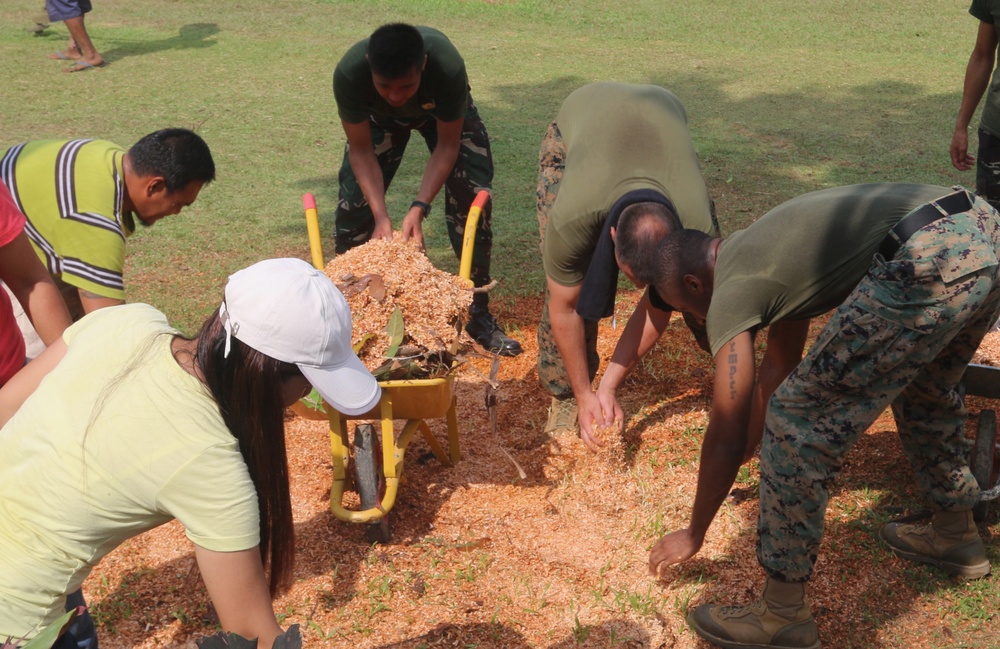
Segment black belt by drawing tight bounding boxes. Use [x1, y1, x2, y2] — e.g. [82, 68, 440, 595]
[878, 190, 974, 260]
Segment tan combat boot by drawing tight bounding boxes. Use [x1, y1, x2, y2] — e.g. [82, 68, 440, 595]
[543, 397, 578, 436]
[687, 578, 820, 649]
[880, 510, 990, 578]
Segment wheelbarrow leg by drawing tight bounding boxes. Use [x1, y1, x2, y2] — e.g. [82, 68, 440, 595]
[972, 409, 997, 523]
[446, 394, 461, 463]
[355, 423, 392, 544]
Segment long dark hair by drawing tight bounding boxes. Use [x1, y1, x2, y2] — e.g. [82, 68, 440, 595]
[193, 310, 295, 597]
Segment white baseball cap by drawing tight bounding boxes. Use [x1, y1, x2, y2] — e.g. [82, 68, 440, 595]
[219, 258, 381, 416]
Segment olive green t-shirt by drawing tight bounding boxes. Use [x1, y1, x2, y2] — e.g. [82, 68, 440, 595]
[970, 0, 1000, 138]
[706, 183, 951, 356]
[333, 26, 469, 123]
[543, 82, 715, 287]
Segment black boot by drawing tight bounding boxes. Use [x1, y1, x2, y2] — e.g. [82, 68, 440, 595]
[466, 303, 523, 356]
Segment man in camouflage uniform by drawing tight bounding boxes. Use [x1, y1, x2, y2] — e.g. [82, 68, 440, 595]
[648, 184, 999, 649]
[537, 82, 717, 449]
[332, 22, 521, 356]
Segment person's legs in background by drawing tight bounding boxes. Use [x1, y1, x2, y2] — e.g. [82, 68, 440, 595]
[45, 0, 104, 70]
[423, 98, 522, 356]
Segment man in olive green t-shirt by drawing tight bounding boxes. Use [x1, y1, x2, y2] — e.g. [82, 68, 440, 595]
[643, 184, 1000, 649]
[537, 82, 717, 449]
[332, 22, 521, 356]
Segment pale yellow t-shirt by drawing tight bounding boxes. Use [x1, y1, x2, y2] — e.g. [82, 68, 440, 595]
[0, 304, 259, 639]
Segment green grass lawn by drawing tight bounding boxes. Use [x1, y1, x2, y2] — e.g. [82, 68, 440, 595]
[0, 0, 979, 332]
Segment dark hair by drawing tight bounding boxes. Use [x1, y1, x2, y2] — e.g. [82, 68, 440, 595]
[367, 23, 425, 78]
[653, 228, 714, 296]
[194, 310, 295, 597]
[616, 201, 681, 284]
[128, 128, 216, 193]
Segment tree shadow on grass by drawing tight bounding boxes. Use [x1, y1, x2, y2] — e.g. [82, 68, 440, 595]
[99, 23, 220, 63]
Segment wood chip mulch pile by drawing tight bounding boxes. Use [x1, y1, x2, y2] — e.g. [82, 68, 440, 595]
[322, 236, 473, 370]
[81, 292, 998, 649]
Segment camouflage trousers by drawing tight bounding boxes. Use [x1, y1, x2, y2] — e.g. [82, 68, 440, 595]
[535, 120, 598, 398]
[758, 189, 1000, 583]
[335, 97, 495, 295]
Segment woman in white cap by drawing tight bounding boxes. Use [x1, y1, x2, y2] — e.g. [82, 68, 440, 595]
[0, 258, 380, 649]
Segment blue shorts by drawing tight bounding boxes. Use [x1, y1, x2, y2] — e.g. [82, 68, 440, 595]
[46, 0, 92, 22]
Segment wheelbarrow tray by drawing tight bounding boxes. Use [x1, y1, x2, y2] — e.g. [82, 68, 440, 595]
[342, 375, 456, 421]
[288, 375, 456, 421]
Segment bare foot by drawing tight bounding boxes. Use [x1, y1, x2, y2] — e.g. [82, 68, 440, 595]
[63, 58, 107, 73]
[48, 48, 82, 61]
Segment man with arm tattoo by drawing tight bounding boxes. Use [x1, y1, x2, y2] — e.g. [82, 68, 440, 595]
[646, 183, 1000, 648]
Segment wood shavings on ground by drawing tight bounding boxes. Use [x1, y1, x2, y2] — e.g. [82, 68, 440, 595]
[323, 235, 473, 369]
[81, 292, 998, 649]
[591, 421, 627, 469]
[973, 328, 1000, 366]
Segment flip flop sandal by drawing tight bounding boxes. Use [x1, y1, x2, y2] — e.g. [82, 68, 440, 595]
[64, 61, 108, 73]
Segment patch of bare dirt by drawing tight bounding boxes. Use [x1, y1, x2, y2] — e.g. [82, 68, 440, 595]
[83, 291, 998, 649]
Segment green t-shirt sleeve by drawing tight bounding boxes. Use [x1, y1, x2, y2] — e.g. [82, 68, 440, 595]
[333, 40, 373, 124]
[541, 211, 603, 286]
[970, 0, 993, 23]
[706, 279, 781, 357]
[424, 59, 468, 122]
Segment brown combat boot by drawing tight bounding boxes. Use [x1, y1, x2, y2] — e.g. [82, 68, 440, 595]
[880, 510, 990, 578]
[543, 397, 578, 436]
[687, 578, 820, 649]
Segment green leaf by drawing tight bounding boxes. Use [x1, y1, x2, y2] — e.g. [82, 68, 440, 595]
[298, 388, 326, 414]
[352, 332, 374, 354]
[384, 306, 404, 358]
[20, 607, 80, 649]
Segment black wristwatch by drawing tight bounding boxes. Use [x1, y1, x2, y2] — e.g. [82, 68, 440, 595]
[410, 200, 431, 218]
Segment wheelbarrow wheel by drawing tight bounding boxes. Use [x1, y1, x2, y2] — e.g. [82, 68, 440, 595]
[354, 423, 392, 544]
[971, 409, 997, 523]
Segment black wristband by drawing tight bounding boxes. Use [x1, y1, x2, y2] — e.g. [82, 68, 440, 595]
[410, 200, 431, 218]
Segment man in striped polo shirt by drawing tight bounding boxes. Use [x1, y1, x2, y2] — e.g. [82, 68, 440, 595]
[1, 128, 214, 354]
[1, 127, 213, 647]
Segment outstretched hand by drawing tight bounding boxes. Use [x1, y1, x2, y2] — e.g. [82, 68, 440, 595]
[372, 216, 394, 242]
[576, 391, 609, 452]
[648, 528, 703, 578]
[400, 209, 426, 252]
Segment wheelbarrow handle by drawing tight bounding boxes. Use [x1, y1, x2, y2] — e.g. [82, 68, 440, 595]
[303, 193, 325, 271]
[458, 190, 490, 284]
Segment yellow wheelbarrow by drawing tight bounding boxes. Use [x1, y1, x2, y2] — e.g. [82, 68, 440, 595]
[300, 190, 489, 542]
